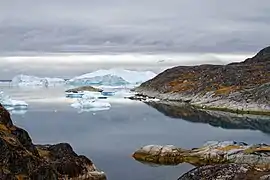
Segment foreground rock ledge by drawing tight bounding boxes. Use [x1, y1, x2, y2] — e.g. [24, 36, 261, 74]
[133, 141, 270, 178]
[0, 104, 106, 180]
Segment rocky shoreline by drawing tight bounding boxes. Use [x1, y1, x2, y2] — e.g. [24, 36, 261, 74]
[0, 104, 106, 180]
[132, 46, 270, 116]
[133, 141, 270, 179]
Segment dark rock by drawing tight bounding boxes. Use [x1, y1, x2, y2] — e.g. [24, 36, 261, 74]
[65, 86, 103, 93]
[178, 164, 270, 180]
[0, 103, 106, 180]
[135, 46, 270, 115]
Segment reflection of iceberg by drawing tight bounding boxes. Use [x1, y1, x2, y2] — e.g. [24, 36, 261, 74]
[10, 109, 28, 115]
[11, 74, 65, 87]
[77, 107, 111, 113]
[67, 69, 157, 86]
[0, 92, 28, 111]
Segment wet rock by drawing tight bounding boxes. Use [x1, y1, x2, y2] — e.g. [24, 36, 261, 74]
[0, 103, 106, 180]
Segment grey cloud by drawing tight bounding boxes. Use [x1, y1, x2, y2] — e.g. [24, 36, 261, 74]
[0, 0, 269, 54]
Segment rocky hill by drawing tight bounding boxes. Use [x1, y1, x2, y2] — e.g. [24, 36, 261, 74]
[135, 46, 270, 115]
[0, 104, 106, 180]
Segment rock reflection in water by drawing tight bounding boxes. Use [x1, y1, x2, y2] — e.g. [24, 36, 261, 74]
[145, 101, 270, 134]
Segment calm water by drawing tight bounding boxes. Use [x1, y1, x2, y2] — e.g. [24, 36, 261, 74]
[2, 85, 270, 180]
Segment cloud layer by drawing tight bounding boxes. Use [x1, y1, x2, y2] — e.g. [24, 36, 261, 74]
[0, 0, 269, 54]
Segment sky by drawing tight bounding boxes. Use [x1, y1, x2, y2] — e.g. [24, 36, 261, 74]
[0, 0, 269, 78]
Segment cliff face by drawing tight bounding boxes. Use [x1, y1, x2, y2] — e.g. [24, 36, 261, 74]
[135, 46, 270, 115]
[0, 104, 106, 180]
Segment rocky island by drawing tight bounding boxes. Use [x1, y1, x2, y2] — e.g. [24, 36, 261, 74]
[134, 46, 270, 115]
[0, 104, 106, 180]
[133, 141, 270, 179]
[65, 86, 103, 93]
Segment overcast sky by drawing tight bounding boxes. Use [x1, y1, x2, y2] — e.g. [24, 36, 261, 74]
[0, 0, 269, 78]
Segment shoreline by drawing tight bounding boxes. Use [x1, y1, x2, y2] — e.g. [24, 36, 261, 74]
[132, 89, 270, 116]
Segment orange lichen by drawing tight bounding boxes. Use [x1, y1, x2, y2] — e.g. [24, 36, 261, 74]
[215, 86, 240, 95]
[217, 145, 242, 151]
[37, 148, 50, 157]
[0, 124, 10, 132]
[16, 174, 28, 180]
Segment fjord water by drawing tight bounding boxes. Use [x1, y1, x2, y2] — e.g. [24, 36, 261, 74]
[2, 85, 270, 180]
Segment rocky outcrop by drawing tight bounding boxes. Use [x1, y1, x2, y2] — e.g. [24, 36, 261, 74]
[133, 141, 270, 179]
[0, 104, 106, 180]
[134, 46, 270, 115]
[178, 164, 270, 180]
[145, 101, 270, 133]
[65, 86, 103, 93]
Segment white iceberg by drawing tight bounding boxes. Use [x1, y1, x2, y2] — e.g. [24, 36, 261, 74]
[11, 74, 65, 87]
[71, 91, 111, 110]
[68, 74, 129, 86]
[71, 99, 111, 109]
[0, 92, 28, 110]
[68, 69, 157, 86]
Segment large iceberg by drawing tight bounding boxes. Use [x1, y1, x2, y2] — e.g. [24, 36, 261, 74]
[68, 74, 129, 86]
[0, 92, 28, 110]
[11, 75, 65, 87]
[67, 69, 157, 86]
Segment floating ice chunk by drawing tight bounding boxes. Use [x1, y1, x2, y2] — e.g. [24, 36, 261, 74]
[101, 91, 115, 96]
[0, 91, 28, 110]
[71, 99, 111, 109]
[10, 109, 28, 115]
[65, 92, 85, 98]
[11, 74, 65, 87]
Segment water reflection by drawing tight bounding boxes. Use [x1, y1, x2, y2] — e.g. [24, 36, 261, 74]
[10, 109, 28, 115]
[145, 101, 270, 134]
[76, 107, 111, 113]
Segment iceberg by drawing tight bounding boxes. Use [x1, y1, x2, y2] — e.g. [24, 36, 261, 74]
[68, 74, 129, 86]
[68, 69, 157, 86]
[71, 91, 111, 111]
[0, 92, 28, 110]
[71, 99, 111, 109]
[11, 74, 65, 87]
